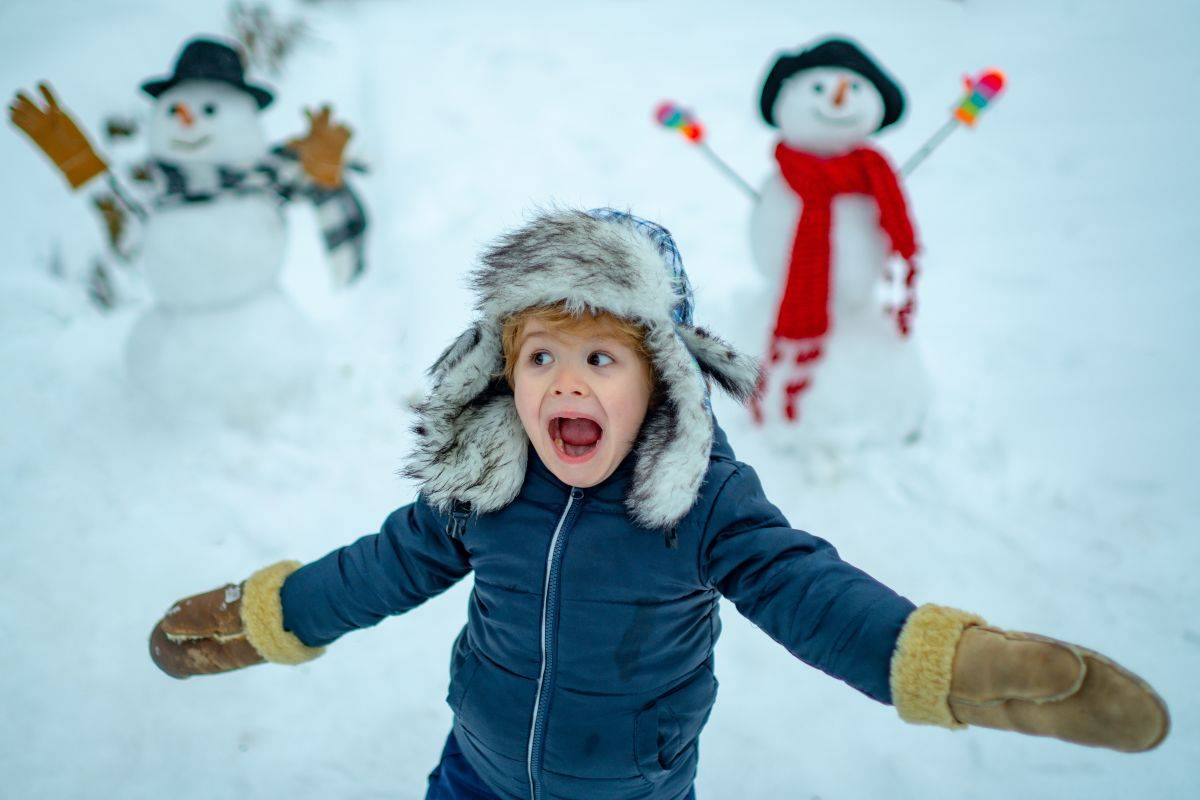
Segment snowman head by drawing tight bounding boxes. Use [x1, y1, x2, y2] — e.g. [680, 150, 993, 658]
[141, 37, 274, 166]
[773, 68, 885, 153]
[147, 80, 266, 165]
[760, 38, 905, 154]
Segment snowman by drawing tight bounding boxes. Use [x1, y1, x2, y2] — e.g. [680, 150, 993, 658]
[9, 37, 367, 424]
[748, 37, 928, 448]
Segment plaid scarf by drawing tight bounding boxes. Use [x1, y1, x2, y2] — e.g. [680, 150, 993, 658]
[130, 146, 367, 284]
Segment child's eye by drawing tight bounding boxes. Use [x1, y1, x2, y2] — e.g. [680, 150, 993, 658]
[530, 351, 554, 367]
[587, 352, 614, 367]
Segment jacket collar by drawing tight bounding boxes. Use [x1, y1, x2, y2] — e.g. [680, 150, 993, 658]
[524, 442, 638, 507]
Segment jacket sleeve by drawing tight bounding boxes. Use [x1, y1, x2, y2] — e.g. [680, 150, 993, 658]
[279, 495, 472, 647]
[700, 463, 916, 704]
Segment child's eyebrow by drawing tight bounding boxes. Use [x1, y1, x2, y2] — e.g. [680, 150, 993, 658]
[519, 326, 636, 356]
[523, 331, 629, 348]
[519, 331, 558, 347]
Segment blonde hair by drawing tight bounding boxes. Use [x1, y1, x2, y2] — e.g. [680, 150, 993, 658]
[500, 304, 654, 390]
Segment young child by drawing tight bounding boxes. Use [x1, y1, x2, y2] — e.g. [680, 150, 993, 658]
[149, 209, 1168, 800]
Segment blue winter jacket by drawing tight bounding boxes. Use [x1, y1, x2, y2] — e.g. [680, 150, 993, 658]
[280, 422, 916, 800]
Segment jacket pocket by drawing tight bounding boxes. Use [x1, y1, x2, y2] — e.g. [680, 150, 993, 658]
[446, 635, 483, 713]
[452, 647, 539, 763]
[634, 663, 719, 782]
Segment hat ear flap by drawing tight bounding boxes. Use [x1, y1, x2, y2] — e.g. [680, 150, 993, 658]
[429, 324, 481, 383]
[406, 322, 528, 515]
[628, 324, 714, 529]
[427, 322, 499, 402]
[676, 325, 762, 403]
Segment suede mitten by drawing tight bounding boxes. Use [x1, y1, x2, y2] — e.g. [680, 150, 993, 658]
[891, 605, 1169, 752]
[149, 560, 323, 679]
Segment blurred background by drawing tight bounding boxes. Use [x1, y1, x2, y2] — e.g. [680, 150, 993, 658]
[1, 1, 1197, 797]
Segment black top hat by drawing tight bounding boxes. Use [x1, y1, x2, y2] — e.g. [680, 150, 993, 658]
[759, 37, 905, 132]
[140, 37, 274, 109]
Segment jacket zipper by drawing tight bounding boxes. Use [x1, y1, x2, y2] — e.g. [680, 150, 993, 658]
[525, 487, 583, 800]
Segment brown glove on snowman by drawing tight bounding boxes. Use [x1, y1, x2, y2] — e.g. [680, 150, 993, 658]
[9, 82, 108, 189]
[285, 104, 352, 189]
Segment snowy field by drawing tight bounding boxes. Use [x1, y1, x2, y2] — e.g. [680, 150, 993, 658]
[2, 1, 1198, 798]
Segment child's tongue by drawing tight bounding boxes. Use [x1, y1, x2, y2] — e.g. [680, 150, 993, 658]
[554, 417, 602, 457]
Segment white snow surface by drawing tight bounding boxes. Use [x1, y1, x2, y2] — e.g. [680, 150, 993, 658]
[1, 1, 1197, 798]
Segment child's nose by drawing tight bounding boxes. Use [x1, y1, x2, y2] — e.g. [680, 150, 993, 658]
[552, 385, 588, 397]
[551, 368, 589, 397]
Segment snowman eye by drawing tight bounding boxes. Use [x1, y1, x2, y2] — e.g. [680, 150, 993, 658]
[203, 103, 218, 117]
[168, 103, 181, 116]
[812, 83, 825, 95]
[851, 81, 862, 92]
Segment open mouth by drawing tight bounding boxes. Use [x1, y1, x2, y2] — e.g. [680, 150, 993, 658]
[548, 415, 603, 462]
[169, 135, 213, 151]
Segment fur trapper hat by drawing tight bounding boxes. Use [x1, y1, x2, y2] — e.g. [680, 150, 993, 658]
[404, 208, 760, 530]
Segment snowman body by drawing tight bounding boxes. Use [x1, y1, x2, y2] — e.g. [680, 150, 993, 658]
[141, 192, 285, 308]
[126, 80, 319, 424]
[749, 66, 929, 447]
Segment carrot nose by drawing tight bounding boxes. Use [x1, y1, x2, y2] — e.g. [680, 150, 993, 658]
[172, 103, 195, 127]
[832, 78, 850, 108]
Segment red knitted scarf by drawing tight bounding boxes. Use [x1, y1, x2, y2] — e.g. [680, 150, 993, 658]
[772, 142, 918, 340]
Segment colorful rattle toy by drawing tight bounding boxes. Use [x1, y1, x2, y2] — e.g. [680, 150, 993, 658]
[655, 102, 704, 142]
[899, 68, 1007, 176]
[655, 100, 759, 199]
[954, 68, 1005, 126]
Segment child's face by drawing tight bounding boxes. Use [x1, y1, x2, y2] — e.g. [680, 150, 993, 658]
[512, 318, 652, 488]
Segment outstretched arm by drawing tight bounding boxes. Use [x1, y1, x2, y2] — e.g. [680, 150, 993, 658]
[702, 464, 1168, 752]
[149, 495, 471, 678]
[701, 463, 915, 704]
[280, 497, 471, 647]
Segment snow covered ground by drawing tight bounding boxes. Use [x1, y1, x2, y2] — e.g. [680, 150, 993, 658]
[2, 1, 1197, 797]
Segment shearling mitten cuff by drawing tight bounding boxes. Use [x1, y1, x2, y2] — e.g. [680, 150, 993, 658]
[241, 560, 325, 665]
[889, 604, 1170, 752]
[889, 603, 986, 728]
[150, 560, 324, 679]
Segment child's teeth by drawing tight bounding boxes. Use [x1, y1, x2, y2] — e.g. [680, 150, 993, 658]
[556, 437, 564, 450]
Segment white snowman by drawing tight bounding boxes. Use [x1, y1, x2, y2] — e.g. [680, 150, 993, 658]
[10, 37, 366, 425]
[748, 37, 929, 448]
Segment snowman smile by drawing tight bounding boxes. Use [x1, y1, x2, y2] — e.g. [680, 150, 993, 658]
[812, 109, 861, 127]
[169, 135, 213, 151]
[548, 415, 604, 463]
